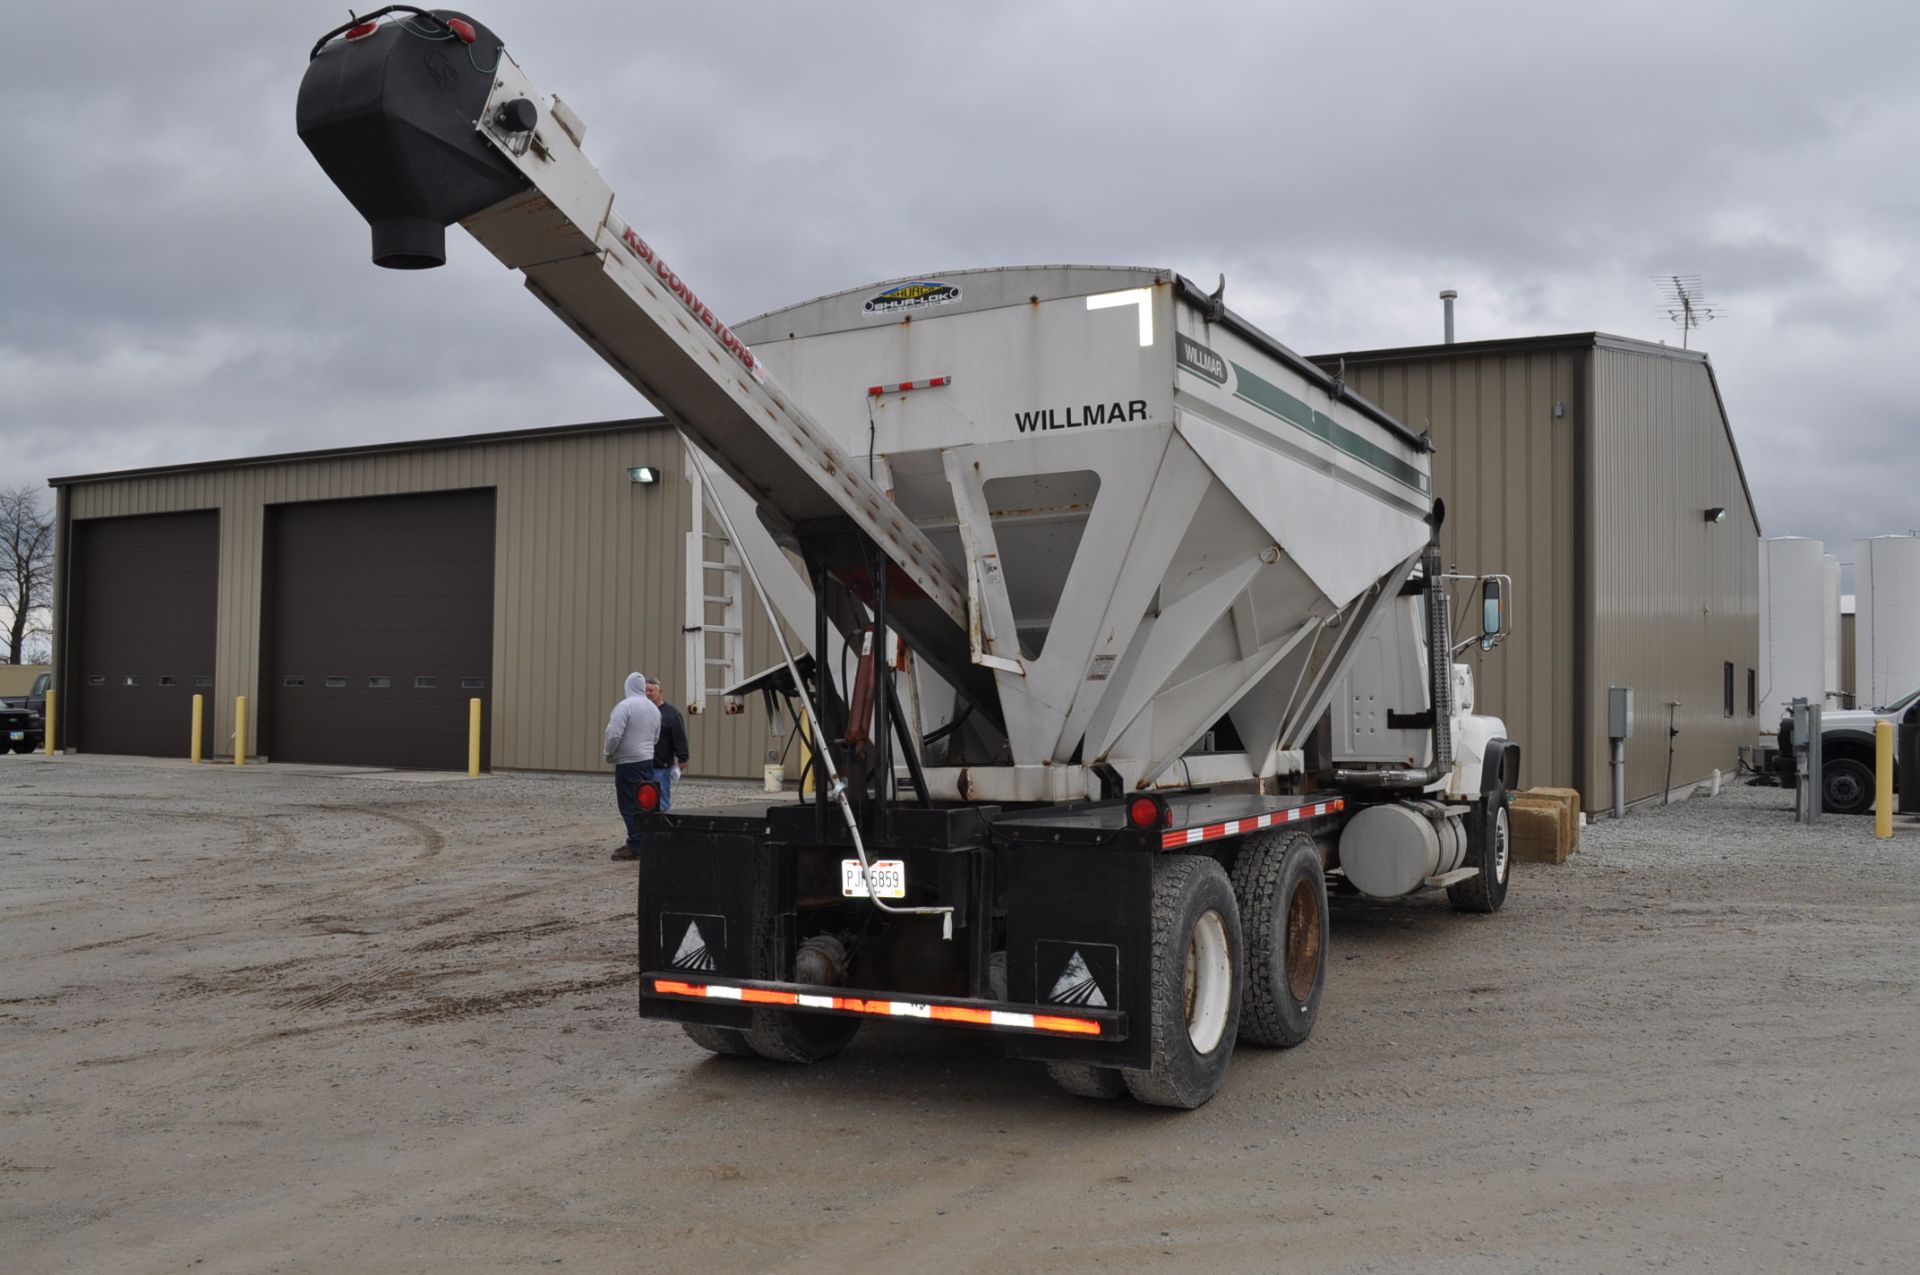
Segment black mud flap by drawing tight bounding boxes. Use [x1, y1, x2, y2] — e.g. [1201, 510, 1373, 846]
[999, 842, 1155, 1071]
[638, 828, 770, 1031]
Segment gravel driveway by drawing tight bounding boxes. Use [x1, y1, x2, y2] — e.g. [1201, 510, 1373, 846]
[3, 755, 1916, 1273]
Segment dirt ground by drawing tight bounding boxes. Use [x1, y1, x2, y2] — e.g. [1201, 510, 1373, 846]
[3, 754, 1918, 1274]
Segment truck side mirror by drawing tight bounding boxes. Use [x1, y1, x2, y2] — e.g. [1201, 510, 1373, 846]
[1481, 577, 1505, 638]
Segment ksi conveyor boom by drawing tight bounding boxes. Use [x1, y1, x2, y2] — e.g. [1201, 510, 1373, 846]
[295, 6, 969, 679]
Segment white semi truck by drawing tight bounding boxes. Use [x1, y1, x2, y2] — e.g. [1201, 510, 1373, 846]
[297, 7, 1523, 1108]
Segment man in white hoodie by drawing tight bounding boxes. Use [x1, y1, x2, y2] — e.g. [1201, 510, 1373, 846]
[604, 671, 662, 861]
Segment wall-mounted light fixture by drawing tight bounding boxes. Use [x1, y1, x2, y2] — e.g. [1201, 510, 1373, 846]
[628, 466, 660, 485]
[1704, 506, 1728, 524]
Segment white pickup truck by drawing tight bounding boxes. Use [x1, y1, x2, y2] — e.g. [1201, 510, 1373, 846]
[1778, 685, 1919, 815]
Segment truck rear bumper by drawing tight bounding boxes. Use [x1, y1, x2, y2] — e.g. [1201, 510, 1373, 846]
[642, 972, 1128, 1042]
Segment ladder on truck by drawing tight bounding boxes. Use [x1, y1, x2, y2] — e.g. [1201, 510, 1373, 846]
[683, 451, 745, 715]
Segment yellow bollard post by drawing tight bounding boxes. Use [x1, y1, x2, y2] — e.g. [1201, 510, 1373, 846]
[468, 698, 482, 777]
[190, 694, 204, 764]
[234, 695, 248, 766]
[1876, 720, 1894, 840]
[44, 689, 57, 754]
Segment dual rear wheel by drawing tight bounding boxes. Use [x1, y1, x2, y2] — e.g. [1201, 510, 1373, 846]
[1054, 837, 1329, 1110]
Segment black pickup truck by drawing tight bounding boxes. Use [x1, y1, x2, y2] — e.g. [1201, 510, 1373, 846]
[1, 671, 49, 754]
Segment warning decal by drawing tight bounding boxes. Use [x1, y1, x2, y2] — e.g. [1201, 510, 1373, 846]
[1038, 940, 1119, 1009]
[661, 912, 726, 972]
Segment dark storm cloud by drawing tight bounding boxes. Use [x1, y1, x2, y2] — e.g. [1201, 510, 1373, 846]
[3, 1, 1916, 558]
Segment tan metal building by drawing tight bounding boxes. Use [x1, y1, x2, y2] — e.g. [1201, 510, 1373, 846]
[50, 332, 1761, 802]
[48, 419, 785, 778]
[1312, 333, 1761, 809]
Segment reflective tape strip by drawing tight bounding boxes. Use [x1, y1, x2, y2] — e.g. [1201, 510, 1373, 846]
[866, 376, 952, 396]
[1161, 798, 1345, 849]
[649, 978, 1102, 1036]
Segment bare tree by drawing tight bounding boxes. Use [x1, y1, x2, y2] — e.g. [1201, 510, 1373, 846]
[0, 485, 54, 665]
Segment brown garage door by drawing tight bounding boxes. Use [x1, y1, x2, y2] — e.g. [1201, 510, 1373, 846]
[70, 511, 220, 757]
[264, 490, 495, 769]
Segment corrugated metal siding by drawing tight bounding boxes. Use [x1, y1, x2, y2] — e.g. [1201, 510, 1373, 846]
[57, 424, 781, 777]
[1840, 612, 1856, 703]
[1587, 349, 1760, 804]
[1340, 350, 1584, 793]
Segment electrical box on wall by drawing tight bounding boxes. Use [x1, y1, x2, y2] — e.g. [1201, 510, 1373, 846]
[1609, 685, 1635, 741]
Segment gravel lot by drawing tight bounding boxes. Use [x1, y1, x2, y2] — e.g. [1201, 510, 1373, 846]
[4, 754, 1917, 1273]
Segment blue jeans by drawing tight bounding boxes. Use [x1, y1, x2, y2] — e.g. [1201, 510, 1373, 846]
[614, 760, 656, 846]
[656, 767, 676, 811]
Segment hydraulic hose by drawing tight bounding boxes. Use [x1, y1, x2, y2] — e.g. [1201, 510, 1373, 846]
[686, 449, 954, 940]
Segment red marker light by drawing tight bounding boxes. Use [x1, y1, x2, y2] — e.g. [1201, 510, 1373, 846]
[446, 18, 476, 43]
[1127, 796, 1161, 829]
[637, 782, 662, 812]
[343, 20, 379, 41]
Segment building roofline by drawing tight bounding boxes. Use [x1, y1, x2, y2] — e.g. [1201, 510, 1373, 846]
[1311, 330, 1711, 366]
[48, 416, 673, 488]
[1309, 330, 1759, 538]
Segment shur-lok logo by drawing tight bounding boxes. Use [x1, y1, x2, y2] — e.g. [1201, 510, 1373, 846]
[863, 280, 962, 316]
[1014, 399, 1149, 433]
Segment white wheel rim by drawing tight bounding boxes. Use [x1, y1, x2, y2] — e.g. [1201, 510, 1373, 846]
[1184, 908, 1232, 1055]
[1493, 808, 1511, 884]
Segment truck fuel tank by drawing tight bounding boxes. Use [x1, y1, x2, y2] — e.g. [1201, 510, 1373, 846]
[1338, 800, 1468, 898]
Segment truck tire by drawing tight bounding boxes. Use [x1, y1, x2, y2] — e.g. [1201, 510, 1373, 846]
[1045, 1062, 1129, 1100]
[1447, 789, 1511, 914]
[1123, 854, 1243, 1110]
[744, 1009, 860, 1064]
[681, 1023, 757, 1057]
[1822, 757, 1875, 816]
[1229, 831, 1327, 1048]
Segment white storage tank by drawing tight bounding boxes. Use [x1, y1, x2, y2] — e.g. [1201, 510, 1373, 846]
[1855, 534, 1920, 708]
[1757, 537, 1828, 735]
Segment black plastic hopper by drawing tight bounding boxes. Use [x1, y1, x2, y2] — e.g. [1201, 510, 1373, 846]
[296, 8, 530, 268]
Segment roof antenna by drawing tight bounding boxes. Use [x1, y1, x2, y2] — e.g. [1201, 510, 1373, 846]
[1654, 275, 1722, 350]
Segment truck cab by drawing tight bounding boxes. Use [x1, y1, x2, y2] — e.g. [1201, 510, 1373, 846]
[1778, 684, 1918, 815]
[0, 672, 48, 753]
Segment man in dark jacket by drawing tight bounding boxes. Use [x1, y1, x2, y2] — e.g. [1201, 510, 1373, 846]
[647, 677, 691, 811]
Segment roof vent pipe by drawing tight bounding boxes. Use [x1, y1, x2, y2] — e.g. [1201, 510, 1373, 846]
[1439, 290, 1457, 344]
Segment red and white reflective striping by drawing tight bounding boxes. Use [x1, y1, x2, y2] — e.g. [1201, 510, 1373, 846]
[651, 977, 1102, 1036]
[1161, 799, 1344, 850]
[867, 376, 953, 396]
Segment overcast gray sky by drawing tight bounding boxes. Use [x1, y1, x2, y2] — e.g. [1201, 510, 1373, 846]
[4, 2, 1915, 570]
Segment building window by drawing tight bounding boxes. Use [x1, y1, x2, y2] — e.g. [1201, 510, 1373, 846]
[461, 677, 486, 690]
[89, 675, 106, 686]
[414, 676, 438, 689]
[368, 676, 392, 689]
[1746, 668, 1756, 717]
[284, 676, 305, 688]
[158, 676, 176, 686]
[195, 675, 213, 688]
[122, 676, 139, 687]
[1723, 662, 1735, 718]
[324, 676, 348, 689]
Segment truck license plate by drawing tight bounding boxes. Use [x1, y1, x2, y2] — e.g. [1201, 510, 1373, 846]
[841, 859, 906, 899]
